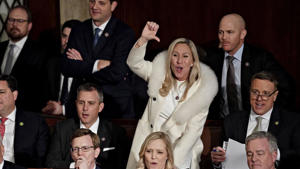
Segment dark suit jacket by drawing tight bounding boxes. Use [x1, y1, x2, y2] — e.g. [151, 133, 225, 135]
[45, 117, 130, 169]
[62, 16, 136, 118]
[223, 107, 300, 161]
[43, 56, 78, 118]
[13, 109, 49, 167]
[204, 43, 295, 119]
[3, 161, 26, 169]
[0, 39, 48, 113]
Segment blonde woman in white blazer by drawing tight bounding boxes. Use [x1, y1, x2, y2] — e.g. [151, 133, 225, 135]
[126, 21, 218, 169]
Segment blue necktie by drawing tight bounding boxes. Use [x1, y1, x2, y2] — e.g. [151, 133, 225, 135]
[93, 28, 101, 47]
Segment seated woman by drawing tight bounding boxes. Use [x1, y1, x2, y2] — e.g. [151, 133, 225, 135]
[126, 21, 218, 169]
[137, 132, 175, 169]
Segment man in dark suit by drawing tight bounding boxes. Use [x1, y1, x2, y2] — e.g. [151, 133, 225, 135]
[46, 83, 130, 169]
[0, 75, 49, 168]
[69, 129, 102, 169]
[62, 0, 136, 118]
[42, 19, 81, 118]
[204, 13, 295, 119]
[0, 5, 48, 113]
[211, 71, 300, 168]
[0, 141, 26, 169]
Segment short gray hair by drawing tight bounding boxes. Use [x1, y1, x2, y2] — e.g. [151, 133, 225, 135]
[245, 131, 278, 153]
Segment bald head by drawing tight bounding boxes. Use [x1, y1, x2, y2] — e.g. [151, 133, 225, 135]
[220, 13, 246, 30]
[218, 13, 247, 55]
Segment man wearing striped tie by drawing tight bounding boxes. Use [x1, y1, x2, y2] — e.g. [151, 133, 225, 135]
[211, 71, 300, 169]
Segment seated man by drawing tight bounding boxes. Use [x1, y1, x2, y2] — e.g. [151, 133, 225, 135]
[246, 131, 278, 169]
[70, 128, 101, 169]
[0, 75, 49, 167]
[46, 82, 130, 169]
[0, 142, 26, 169]
[211, 71, 300, 168]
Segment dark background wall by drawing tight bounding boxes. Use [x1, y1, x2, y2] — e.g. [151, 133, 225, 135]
[27, 0, 300, 110]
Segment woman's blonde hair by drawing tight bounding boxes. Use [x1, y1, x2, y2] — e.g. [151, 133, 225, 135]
[159, 38, 201, 101]
[137, 132, 175, 169]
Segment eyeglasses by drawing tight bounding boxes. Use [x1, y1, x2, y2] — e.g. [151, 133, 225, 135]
[70, 146, 95, 153]
[250, 89, 277, 101]
[7, 18, 28, 24]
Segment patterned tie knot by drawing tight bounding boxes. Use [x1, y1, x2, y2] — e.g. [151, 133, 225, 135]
[0, 117, 8, 124]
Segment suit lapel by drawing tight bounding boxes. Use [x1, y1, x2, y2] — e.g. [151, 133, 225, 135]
[0, 41, 9, 73]
[239, 112, 250, 142]
[268, 107, 280, 137]
[14, 109, 25, 151]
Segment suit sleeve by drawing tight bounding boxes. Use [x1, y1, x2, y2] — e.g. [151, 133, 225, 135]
[45, 122, 70, 168]
[61, 25, 95, 79]
[92, 28, 136, 84]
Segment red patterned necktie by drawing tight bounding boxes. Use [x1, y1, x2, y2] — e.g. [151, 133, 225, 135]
[0, 117, 8, 139]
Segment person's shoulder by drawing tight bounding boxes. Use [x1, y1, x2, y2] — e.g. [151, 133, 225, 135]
[0, 40, 9, 46]
[244, 43, 273, 56]
[3, 161, 26, 169]
[109, 16, 135, 35]
[225, 111, 248, 122]
[100, 118, 126, 134]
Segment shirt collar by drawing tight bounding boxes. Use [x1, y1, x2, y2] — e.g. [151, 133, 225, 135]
[225, 43, 244, 62]
[80, 117, 99, 134]
[9, 36, 28, 49]
[92, 17, 110, 33]
[5, 107, 17, 122]
[250, 106, 273, 121]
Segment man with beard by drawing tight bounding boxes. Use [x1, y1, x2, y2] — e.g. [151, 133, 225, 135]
[0, 5, 47, 113]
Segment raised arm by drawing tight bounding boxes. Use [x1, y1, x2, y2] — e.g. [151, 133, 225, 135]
[127, 21, 160, 81]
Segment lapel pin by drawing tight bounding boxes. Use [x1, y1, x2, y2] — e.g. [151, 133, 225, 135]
[101, 137, 106, 142]
[19, 122, 24, 126]
[104, 32, 109, 37]
[245, 62, 250, 67]
[275, 121, 279, 125]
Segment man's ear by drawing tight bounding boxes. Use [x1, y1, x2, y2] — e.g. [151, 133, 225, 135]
[240, 29, 247, 40]
[98, 102, 104, 113]
[94, 147, 100, 158]
[110, 1, 118, 12]
[13, 90, 18, 101]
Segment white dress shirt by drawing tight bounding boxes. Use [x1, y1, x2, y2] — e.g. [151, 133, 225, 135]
[2, 108, 16, 163]
[80, 117, 100, 134]
[1, 36, 28, 73]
